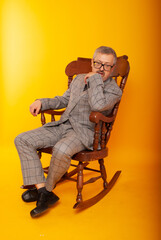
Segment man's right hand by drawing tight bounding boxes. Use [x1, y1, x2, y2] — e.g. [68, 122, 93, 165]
[30, 100, 42, 116]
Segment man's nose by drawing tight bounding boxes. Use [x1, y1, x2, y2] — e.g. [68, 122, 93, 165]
[100, 65, 104, 70]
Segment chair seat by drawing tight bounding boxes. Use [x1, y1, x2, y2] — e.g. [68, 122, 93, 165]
[38, 147, 52, 154]
[72, 148, 108, 162]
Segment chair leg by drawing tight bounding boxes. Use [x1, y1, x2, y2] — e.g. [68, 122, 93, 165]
[76, 161, 84, 205]
[99, 159, 108, 189]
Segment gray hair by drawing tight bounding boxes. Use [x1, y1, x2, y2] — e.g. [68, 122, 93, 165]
[93, 46, 117, 65]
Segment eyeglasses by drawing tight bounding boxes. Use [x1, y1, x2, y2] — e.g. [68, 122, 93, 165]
[93, 60, 114, 71]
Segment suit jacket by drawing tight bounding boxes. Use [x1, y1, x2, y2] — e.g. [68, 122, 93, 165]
[40, 73, 122, 149]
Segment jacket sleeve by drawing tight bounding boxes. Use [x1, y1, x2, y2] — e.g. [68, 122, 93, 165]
[39, 76, 77, 111]
[87, 73, 122, 111]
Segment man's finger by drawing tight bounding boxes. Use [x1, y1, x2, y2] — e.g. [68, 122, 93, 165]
[84, 75, 89, 84]
[35, 107, 40, 116]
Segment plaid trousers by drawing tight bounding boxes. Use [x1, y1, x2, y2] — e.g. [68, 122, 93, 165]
[14, 121, 86, 191]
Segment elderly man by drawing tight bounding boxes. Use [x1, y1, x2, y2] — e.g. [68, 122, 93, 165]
[15, 46, 122, 217]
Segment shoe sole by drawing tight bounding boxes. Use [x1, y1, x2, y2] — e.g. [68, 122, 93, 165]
[30, 197, 59, 218]
[30, 207, 49, 218]
[22, 197, 38, 203]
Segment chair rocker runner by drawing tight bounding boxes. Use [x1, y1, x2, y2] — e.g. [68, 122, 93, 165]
[22, 55, 130, 209]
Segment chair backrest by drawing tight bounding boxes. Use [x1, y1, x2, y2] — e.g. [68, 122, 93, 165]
[109, 55, 130, 117]
[65, 56, 130, 150]
[65, 57, 92, 87]
[65, 55, 129, 89]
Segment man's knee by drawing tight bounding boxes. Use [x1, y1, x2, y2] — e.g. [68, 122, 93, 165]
[52, 143, 72, 164]
[14, 133, 23, 146]
[14, 132, 29, 147]
[53, 142, 70, 156]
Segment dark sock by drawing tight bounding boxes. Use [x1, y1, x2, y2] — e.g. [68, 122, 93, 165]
[38, 187, 51, 195]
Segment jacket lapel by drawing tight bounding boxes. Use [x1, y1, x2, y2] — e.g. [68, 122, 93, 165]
[65, 82, 87, 114]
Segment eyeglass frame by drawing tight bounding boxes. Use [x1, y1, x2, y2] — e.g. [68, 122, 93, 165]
[92, 60, 114, 71]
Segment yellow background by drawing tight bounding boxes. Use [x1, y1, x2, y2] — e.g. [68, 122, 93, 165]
[0, 0, 160, 239]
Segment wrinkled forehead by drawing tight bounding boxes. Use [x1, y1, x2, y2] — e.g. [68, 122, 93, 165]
[93, 53, 115, 64]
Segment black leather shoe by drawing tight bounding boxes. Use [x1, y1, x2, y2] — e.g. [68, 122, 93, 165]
[30, 192, 59, 218]
[22, 188, 38, 202]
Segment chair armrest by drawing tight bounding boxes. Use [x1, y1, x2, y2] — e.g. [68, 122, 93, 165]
[40, 109, 65, 115]
[40, 109, 65, 125]
[89, 111, 115, 124]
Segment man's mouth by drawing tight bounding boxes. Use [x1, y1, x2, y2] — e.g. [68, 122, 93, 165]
[97, 71, 104, 76]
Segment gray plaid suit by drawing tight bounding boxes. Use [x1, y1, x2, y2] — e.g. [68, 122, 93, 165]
[15, 73, 122, 191]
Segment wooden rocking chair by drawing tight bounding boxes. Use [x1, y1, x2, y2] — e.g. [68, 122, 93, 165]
[23, 55, 130, 209]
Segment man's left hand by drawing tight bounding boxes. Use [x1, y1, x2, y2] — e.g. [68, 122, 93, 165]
[84, 72, 96, 84]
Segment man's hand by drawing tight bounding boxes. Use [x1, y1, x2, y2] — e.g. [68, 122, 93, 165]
[30, 100, 42, 116]
[84, 72, 96, 84]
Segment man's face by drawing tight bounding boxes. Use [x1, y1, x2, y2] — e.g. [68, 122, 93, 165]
[91, 53, 115, 81]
